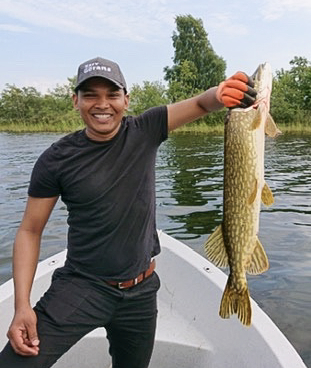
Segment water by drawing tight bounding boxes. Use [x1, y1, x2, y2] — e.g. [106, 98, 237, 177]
[0, 132, 310, 367]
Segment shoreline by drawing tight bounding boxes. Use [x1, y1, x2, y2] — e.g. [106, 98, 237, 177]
[1, 123, 310, 135]
[173, 124, 311, 135]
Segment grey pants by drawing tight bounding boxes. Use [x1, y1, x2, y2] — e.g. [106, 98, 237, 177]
[0, 266, 160, 368]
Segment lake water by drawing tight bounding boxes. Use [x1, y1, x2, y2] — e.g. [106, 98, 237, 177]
[0, 131, 310, 367]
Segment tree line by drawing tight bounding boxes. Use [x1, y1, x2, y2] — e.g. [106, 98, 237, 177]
[1, 15, 310, 132]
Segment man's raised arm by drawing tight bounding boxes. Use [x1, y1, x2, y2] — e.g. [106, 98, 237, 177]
[167, 71, 257, 132]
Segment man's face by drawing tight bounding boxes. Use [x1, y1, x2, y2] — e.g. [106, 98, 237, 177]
[73, 77, 129, 141]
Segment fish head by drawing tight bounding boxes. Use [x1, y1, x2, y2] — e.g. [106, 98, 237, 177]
[252, 62, 272, 111]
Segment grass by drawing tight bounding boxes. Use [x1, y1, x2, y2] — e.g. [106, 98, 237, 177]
[173, 122, 224, 135]
[1, 121, 311, 135]
[277, 123, 311, 134]
[174, 122, 311, 135]
[0, 121, 84, 133]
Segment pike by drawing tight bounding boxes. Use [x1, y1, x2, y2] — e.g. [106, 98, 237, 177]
[204, 63, 281, 326]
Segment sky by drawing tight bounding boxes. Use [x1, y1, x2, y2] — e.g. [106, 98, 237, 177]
[0, 0, 311, 94]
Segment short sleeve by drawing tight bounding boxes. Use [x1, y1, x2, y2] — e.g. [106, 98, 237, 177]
[28, 156, 61, 197]
[136, 105, 168, 145]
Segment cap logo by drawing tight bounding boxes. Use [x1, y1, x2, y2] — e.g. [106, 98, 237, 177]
[83, 62, 112, 74]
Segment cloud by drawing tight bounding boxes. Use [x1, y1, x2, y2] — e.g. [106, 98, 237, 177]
[0, 0, 175, 42]
[0, 23, 30, 33]
[261, 0, 311, 20]
[206, 13, 249, 36]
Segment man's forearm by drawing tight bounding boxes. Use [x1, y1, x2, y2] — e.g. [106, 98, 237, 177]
[167, 86, 225, 131]
[197, 86, 224, 113]
[13, 229, 41, 310]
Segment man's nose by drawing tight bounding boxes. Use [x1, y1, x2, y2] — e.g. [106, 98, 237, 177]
[95, 96, 109, 108]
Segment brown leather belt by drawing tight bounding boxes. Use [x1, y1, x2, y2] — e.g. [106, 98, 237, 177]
[106, 259, 155, 289]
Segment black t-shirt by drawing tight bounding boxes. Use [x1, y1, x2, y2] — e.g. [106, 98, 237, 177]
[28, 106, 168, 280]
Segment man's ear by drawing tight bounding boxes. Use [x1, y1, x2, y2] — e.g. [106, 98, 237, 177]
[72, 93, 79, 110]
[125, 93, 130, 110]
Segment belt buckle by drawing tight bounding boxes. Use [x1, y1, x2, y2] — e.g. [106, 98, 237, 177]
[118, 277, 138, 289]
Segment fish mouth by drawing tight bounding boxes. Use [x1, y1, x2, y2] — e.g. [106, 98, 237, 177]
[251, 62, 272, 103]
[252, 64, 264, 82]
[252, 62, 271, 82]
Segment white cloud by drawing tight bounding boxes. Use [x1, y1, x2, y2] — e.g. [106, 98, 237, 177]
[0, 0, 175, 42]
[206, 13, 249, 36]
[261, 0, 311, 20]
[0, 23, 30, 33]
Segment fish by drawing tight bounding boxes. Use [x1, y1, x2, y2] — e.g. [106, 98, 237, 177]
[204, 62, 281, 326]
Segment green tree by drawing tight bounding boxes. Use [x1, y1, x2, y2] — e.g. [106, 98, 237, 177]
[0, 77, 81, 130]
[271, 56, 311, 126]
[164, 14, 226, 103]
[128, 80, 169, 115]
[288, 56, 311, 110]
[44, 77, 76, 117]
[165, 60, 200, 102]
[0, 85, 44, 124]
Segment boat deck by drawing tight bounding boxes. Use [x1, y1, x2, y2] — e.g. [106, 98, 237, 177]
[0, 231, 307, 368]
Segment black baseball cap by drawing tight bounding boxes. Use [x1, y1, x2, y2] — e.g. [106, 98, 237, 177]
[75, 57, 127, 93]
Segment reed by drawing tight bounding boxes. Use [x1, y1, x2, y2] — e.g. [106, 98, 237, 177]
[277, 123, 311, 134]
[174, 123, 311, 135]
[173, 123, 224, 135]
[1, 121, 310, 135]
[0, 120, 84, 133]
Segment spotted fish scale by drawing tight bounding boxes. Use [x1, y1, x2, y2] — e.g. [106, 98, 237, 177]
[204, 63, 281, 326]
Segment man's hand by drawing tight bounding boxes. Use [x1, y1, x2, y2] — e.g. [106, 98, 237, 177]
[216, 72, 257, 108]
[7, 307, 40, 356]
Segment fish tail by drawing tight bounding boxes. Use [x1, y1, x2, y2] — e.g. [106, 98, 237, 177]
[219, 278, 252, 326]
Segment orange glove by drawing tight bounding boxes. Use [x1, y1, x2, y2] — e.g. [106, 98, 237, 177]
[216, 72, 257, 108]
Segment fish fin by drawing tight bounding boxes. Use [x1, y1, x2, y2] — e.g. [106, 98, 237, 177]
[261, 182, 274, 206]
[251, 108, 262, 130]
[219, 277, 252, 326]
[248, 179, 258, 205]
[246, 237, 269, 275]
[265, 113, 282, 137]
[204, 224, 229, 268]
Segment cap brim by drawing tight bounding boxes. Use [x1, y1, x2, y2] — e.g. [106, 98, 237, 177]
[75, 76, 125, 93]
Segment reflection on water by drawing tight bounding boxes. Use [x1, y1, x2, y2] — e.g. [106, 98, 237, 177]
[0, 132, 310, 366]
[156, 135, 224, 245]
[156, 134, 311, 367]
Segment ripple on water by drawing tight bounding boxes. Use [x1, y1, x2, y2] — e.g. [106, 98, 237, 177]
[0, 132, 311, 367]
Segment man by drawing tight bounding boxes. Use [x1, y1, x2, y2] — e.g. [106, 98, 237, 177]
[0, 57, 256, 368]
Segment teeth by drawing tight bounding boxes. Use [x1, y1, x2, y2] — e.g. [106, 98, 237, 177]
[94, 114, 111, 119]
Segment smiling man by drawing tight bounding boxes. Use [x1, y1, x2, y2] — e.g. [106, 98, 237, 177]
[73, 59, 130, 141]
[0, 57, 256, 368]
[73, 78, 129, 140]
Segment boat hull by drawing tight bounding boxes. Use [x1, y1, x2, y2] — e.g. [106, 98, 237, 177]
[0, 231, 306, 368]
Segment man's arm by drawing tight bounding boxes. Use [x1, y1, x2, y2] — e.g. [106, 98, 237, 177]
[167, 87, 222, 131]
[167, 72, 257, 132]
[7, 196, 58, 356]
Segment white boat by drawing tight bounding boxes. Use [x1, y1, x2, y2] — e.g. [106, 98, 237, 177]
[0, 231, 307, 368]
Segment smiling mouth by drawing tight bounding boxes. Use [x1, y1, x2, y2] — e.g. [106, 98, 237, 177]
[92, 113, 113, 122]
